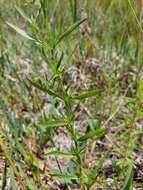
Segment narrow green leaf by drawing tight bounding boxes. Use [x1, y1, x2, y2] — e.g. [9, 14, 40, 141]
[41, 0, 48, 7]
[56, 51, 64, 71]
[69, 0, 74, 20]
[73, 0, 77, 22]
[123, 164, 133, 190]
[128, 0, 143, 34]
[49, 173, 78, 180]
[40, 119, 68, 127]
[10, 170, 17, 190]
[15, 6, 32, 24]
[2, 163, 7, 190]
[6, 22, 35, 41]
[45, 151, 76, 158]
[72, 89, 102, 100]
[54, 18, 86, 47]
[28, 78, 63, 100]
[78, 128, 106, 142]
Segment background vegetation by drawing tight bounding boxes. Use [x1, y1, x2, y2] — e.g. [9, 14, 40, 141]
[0, 0, 143, 189]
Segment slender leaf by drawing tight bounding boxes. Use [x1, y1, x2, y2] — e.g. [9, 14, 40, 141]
[15, 6, 32, 24]
[45, 151, 76, 158]
[41, 0, 49, 7]
[49, 173, 78, 180]
[10, 170, 17, 190]
[73, 0, 77, 22]
[54, 18, 86, 47]
[72, 89, 102, 100]
[56, 51, 64, 71]
[40, 119, 69, 127]
[69, 0, 74, 21]
[2, 163, 7, 190]
[123, 164, 133, 190]
[6, 22, 35, 41]
[128, 0, 143, 34]
[78, 128, 107, 142]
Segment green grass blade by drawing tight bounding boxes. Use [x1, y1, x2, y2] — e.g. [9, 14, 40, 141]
[69, 0, 77, 22]
[72, 89, 102, 100]
[40, 119, 69, 127]
[73, 0, 77, 22]
[6, 22, 35, 41]
[15, 6, 32, 24]
[54, 18, 86, 47]
[123, 164, 133, 190]
[10, 170, 17, 190]
[78, 128, 107, 142]
[45, 151, 76, 158]
[56, 51, 64, 71]
[49, 173, 78, 180]
[69, 0, 74, 20]
[41, 0, 49, 7]
[2, 163, 7, 190]
[128, 0, 143, 34]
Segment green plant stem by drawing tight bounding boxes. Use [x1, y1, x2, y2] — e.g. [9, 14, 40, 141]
[73, 0, 77, 22]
